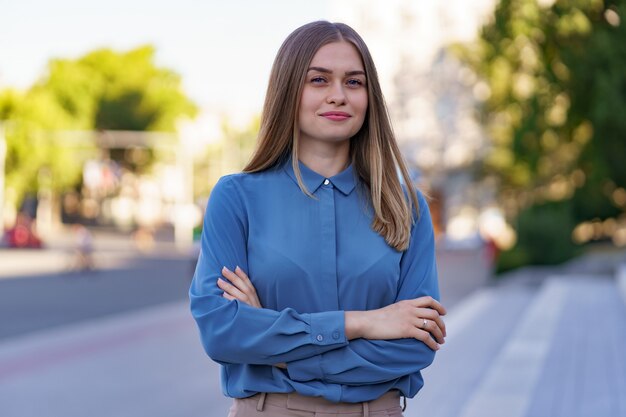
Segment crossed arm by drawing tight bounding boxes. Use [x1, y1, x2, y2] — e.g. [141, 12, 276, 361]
[218, 265, 447, 354]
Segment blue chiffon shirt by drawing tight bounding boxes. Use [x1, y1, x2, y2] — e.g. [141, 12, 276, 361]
[189, 158, 440, 403]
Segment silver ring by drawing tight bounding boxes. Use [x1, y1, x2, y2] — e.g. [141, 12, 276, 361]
[422, 319, 428, 329]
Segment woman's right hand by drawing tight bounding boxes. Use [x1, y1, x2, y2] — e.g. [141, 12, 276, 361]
[217, 266, 263, 308]
[346, 297, 447, 351]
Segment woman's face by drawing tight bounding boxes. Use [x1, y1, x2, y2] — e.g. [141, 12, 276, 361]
[298, 41, 368, 149]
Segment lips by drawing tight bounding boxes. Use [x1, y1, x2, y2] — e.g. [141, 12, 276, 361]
[320, 111, 351, 121]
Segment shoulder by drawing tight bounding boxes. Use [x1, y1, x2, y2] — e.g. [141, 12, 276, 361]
[210, 174, 243, 204]
[208, 173, 252, 209]
[213, 172, 246, 192]
[211, 166, 285, 200]
[415, 188, 430, 214]
[214, 170, 266, 189]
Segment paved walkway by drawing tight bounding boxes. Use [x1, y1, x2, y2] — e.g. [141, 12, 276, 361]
[0, 246, 624, 417]
[413, 249, 626, 417]
[0, 301, 224, 417]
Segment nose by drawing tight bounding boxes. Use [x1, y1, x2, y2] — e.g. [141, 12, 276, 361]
[326, 81, 346, 105]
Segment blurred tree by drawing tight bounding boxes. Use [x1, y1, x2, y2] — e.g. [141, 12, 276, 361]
[566, 1, 626, 222]
[39, 45, 197, 131]
[452, 0, 626, 269]
[0, 45, 197, 211]
[0, 88, 84, 211]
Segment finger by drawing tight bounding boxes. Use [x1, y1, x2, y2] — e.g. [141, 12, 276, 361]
[225, 266, 261, 308]
[223, 292, 235, 301]
[222, 267, 247, 291]
[217, 277, 248, 302]
[417, 317, 444, 343]
[235, 266, 259, 296]
[234, 265, 250, 282]
[414, 329, 440, 351]
[222, 266, 254, 294]
[424, 297, 447, 316]
[411, 296, 447, 316]
[221, 268, 263, 309]
[417, 296, 446, 315]
[417, 308, 447, 338]
[421, 318, 445, 344]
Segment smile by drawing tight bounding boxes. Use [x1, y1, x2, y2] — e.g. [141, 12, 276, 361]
[320, 111, 351, 121]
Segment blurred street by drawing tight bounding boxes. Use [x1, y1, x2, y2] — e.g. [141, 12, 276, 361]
[1, 229, 625, 417]
[0, 228, 194, 341]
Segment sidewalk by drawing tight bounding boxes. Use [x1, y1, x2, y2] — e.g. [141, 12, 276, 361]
[0, 301, 228, 417]
[413, 248, 626, 417]
[0, 247, 624, 417]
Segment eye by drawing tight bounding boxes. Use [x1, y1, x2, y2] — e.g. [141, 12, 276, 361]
[346, 78, 364, 87]
[310, 76, 327, 84]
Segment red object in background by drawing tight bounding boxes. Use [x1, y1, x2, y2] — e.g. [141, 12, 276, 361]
[4, 213, 43, 249]
[484, 237, 499, 267]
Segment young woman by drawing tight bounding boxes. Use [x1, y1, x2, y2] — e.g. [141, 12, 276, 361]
[190, 21, 446, 417]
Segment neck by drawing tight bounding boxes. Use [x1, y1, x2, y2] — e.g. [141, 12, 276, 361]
[298, 140, 350, 178]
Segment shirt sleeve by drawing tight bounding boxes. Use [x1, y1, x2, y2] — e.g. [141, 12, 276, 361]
[285, 190, 440, 385]
[189, 175, 348, 366]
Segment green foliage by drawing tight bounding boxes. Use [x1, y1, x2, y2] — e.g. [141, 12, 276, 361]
[0, 89, 83, 205]
[454, 0, 626, 268]
[1, 45, 197, 208]
[40, 45, 197, 131]
[497, 200, 581, 272]
[495, 245, 530, 274]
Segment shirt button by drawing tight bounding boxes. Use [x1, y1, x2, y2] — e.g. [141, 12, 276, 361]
[316, 334, 324, 342]
[323, 179, 330, 185]
[332, 331, 340, 340]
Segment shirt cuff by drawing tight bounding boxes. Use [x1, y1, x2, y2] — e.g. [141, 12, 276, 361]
[309, 310, 347, 346]
[287, 311, 347, 382]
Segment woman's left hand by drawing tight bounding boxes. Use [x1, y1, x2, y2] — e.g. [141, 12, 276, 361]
[217, 266, 262, 308]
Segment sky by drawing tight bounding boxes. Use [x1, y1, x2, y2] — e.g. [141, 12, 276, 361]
[0, 0, 332, 121]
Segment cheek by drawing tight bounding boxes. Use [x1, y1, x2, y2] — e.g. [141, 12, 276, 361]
[354, 92, 368, 116]
[356, 98, 368, 122]
[299, 88, 318, 112]
[298, 94, 313, 123]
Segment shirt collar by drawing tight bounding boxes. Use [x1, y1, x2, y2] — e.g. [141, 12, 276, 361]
[282, 157, 357, 196]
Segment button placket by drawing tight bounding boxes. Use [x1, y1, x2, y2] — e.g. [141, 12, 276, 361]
[318, 182, 339, 310]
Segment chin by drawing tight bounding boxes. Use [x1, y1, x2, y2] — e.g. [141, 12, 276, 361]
[322, 129, 359, 142]
[322, 134, 353, 143]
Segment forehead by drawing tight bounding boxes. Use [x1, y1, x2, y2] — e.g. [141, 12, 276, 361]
[309, 41, 364, 70]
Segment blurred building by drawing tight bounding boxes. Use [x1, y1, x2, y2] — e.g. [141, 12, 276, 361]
[39, 130, 203, 248]
[330, 0, 504, 244]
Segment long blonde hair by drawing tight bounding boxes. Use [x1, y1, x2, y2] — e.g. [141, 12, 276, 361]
[243, 21, 419, 251]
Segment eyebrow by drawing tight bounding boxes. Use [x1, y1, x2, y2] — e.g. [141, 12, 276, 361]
[307, 66, 366, 76]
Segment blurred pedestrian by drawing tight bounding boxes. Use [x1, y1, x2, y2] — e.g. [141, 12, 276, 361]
[190, 21, 446, 417]
[133, 226, 155, 253]
[72, 224, 94, 272]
